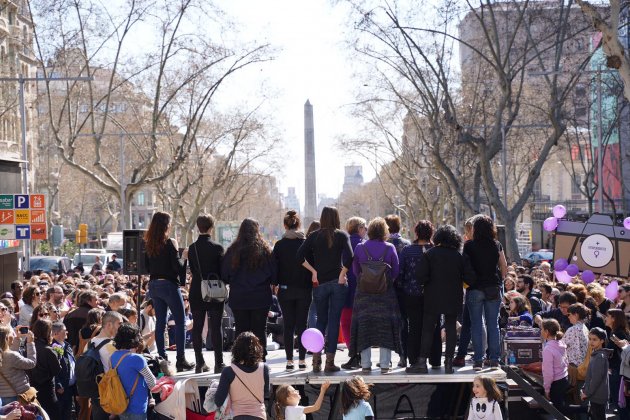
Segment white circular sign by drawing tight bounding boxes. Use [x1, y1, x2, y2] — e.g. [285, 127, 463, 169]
[580, 234, 614, 268]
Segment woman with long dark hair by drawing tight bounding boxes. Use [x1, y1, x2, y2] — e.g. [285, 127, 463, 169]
[273, 211, 312, 370]
[463, 215, 508, 370]
[297, 207, 353, 372]
[221, 218, 276, 358]
[30, 319, 62, 420]
[144, 211, 195, 371]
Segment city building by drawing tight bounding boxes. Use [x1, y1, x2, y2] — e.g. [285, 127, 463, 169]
[342, 165, 363, 193]
[284, 187, 300, 213]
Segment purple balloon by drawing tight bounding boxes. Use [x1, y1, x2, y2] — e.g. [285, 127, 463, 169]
[566, 264, 579, 277]
[624, 217, 630, 230]
[301, 328, 324, 353]
[553, 205, 567, 219]
[606, 281, 619, 301]
[554, 258, 569, 272]
[581, 270, 596, 284]
[555, 270, 572, 283]
[543, 217, 558, 232]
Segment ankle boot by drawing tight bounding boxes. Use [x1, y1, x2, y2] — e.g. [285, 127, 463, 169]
[324, 352, 340, 372]
[341, 354, 361, 370]
[312, 352, 322, 372]
[195, 352, 209, 374]
[176, 357, 196, 372]
[405, 357, 428, 374]
[445, 358, 454, 374]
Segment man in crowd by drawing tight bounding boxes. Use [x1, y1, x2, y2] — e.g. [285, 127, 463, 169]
[47, 285, 70, 318]
[52, 322, 76, 420]
[64, 290, 99, 351]
[140, 299, 157, 353]
[534, 291, 577, 332]
[105, 292, 126, 312]
[10, 280, 23, 316]
[91, 311, 124, 420]
[106, 254, 121, 273]
[516, 275, 543, 315]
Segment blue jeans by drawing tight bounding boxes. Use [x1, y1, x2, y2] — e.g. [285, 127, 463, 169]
[467, 289, 501, 362]
[149, 279, 186, 358]
[313, 281, 348, 354]
[361, 347, 391, 369]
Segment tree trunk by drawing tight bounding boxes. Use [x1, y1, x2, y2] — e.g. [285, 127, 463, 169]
[503, 215, 521, 263]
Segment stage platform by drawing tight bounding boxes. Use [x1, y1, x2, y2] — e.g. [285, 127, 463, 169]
[170, 346, 507, 386]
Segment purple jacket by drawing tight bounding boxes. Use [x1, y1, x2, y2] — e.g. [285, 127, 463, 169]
[352, 240, 400, 280]
[542, 339, 568, 394]
[344, 233, 364, 309]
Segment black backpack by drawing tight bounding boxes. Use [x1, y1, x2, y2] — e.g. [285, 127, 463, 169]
[358, 246, 391, 294]
[75, 339, 111, 398]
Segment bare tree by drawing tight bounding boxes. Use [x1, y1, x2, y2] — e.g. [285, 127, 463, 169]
[343, 0, 597, 261]
[31, 0, 272, 228]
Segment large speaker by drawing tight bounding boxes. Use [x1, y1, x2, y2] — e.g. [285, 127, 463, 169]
[123, 229, 148, 275]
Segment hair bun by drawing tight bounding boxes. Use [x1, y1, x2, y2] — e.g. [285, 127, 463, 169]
[286, 210, 297, 217]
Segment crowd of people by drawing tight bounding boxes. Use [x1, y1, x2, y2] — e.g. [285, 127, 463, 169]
[0, 206, 628, 419]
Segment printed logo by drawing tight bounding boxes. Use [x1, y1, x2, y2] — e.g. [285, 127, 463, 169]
[0, 210, 14, 224]
[14, 210, 29, 225]
[0, 225, 15, 240]
[14, 195, 29, 209]
[581, 234, 614, 268]
[31, 224, 47, 240]
[0, 195, 13, 210]
[15, 225, 30, 239]
[30, 210, 45, 224]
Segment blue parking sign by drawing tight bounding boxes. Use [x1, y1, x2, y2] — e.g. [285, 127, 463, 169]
[15, 225, 30, 239]
[14, 195, 29, 209]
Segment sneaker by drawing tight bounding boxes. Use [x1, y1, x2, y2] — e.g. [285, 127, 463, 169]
[361, 367, 371, 374]
[489, 360, 500, 370]
[473, 361, 483, 371]
[397, 359, 407, 368]
[453, 356, 466, 367]
[381, 368, 391, 374]
[483, 359, 491, 367]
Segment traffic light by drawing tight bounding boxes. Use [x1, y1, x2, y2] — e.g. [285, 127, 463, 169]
[79, 224, 88, 244]
[75, 230, 81, 243]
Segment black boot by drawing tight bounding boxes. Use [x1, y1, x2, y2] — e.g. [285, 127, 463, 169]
[214, 351, 225, 374]
[406, 357, 428, 374]
[445, 358, 454, 374]
[341, 354, 361, 370]
[195, 352, 209, 374]
[176, 357, 196, 372]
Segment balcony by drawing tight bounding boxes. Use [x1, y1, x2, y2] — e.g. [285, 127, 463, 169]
[0, 17, 8, 35]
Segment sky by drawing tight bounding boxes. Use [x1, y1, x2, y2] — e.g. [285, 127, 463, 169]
[218, 0, 376, 208]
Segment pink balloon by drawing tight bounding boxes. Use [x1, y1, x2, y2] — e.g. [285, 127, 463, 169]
[606, 281, 619, 301]
[624, 217, 630, 230]
[554, 258, 568, 272]
[581, 270, 596, 284]
[301, 328, 324, 353]
[566, 264, 579, 277]
[553, 205, 567, 219]
[555, 270, 573, 283]
[543, 217, 558, 232]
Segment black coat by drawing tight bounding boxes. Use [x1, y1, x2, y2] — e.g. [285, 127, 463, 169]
[29, 339, 62, 418]
[53, 340, 75, 394]
[416, 246, 476, 315]
[187, 234, 225, 311]
[272, 236, 312, 301]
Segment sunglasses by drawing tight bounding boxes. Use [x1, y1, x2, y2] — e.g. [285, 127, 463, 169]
[39, 313, 50, 317]
[34, 292, 41, 296]
[0, 307, 7, 312]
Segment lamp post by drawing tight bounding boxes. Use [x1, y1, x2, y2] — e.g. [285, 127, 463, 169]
[0, 74, 92, 270]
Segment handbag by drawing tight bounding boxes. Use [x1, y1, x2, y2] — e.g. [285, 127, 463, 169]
[194, 243, 229, 303]
[0, 371, 38, 405]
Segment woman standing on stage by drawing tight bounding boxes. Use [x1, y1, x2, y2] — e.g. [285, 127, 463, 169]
[144, 211, 195, 371]
[222, 218, 276, 359]
[272, 210, 312, 370]
[297, 207, 353, 372]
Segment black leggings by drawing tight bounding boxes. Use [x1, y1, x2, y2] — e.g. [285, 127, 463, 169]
[421, 312, 457, 360]
[279, 296, 311, 361]
[549, 377, 569, 415]
[405, 294, 441, 366]
[233, 308, 268, 357]
[192, 306, 224, 364]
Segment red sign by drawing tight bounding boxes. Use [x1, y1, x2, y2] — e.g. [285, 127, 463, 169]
[30, 210, 45, 224]
[30, 194, 45, 209]
[0, 210, 13, 224]
[30, 224, 47, 240]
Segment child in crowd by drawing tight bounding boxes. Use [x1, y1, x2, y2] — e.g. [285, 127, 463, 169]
[274, 381, 330, 420]
[341, 376, 374, 420]
[508, 295, 533, 326]
[541, 319, 569, 414]
[468, 375, 503, 420]
[581, 327, 609, 420]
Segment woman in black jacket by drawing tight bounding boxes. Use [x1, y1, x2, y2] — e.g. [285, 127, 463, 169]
[187, 214, 225, 374]
[272, 210, 312, 370]
[221, 218, 277, 360]
[412, 225, 476, 374]
[29, 319, 62, 420]
[296, 206, 353, 372]
[144, 211, 195, 371]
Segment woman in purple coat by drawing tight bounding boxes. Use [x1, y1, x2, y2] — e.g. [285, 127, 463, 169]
[350, 217, 400, 374]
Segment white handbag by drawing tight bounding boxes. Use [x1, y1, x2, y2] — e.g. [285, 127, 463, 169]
[194, 243, 229, 303]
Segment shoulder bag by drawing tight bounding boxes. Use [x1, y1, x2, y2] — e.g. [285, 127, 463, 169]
[0, 370, 38, 405]
[194, 243, 229, 303]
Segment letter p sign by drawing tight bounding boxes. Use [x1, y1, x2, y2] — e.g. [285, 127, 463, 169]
[14, 195, 29, 209]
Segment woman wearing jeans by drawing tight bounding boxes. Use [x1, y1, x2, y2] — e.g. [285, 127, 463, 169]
[297, 207, 353, 372]
[463, 215, 507, 370]
[144, 211, 195, 372]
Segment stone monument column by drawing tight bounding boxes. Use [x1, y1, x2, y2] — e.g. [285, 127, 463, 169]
[304, 100, 317, 225]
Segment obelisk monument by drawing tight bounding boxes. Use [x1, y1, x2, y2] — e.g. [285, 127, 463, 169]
[304, 100, 317, 224]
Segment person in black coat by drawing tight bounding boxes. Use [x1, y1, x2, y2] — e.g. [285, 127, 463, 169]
[272, 210, 312, 370]
[29, 319, 62, 420]
[187, 214, 226, 374]
[52, 322, 75, 420]
[410, 225, 476, 374]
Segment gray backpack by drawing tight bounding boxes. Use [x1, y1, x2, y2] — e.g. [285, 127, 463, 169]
[358, 246, 391, 294]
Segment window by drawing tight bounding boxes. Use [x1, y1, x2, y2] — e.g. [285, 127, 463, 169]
[136, 192, 145, 206]
[533, 178, 542, 199]
[572, 175, 582, 198]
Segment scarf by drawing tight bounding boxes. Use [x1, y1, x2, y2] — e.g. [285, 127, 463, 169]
[283, 230, 306, 240]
